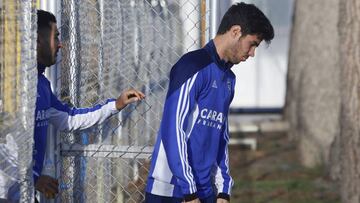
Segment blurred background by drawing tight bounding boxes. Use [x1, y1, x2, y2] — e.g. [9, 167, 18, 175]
[1, 0, 359, 202]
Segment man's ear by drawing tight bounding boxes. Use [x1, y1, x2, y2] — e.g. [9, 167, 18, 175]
[37, 32, 45, 46]
[230, 25, 242, 39]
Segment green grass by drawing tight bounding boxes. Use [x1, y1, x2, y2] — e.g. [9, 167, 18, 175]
[234, 179, 314, 192]
[232, 170, 340, 203]
[229, 134, 340, 203]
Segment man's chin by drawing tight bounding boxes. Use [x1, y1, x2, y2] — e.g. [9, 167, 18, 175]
[239, 59, 248, 63]
[233, 60, 242, 65]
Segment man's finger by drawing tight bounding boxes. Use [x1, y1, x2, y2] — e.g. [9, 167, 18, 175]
[43, 182, 58, 195]
[133, 91, 143, 100]
[136, 90, 145, 98]
[129, 90, 140, 97]
[44, 185, 57, 195]
[47, 177, 59, 193]
[128, 89, 145, 99]
[128, 91, 144, 101]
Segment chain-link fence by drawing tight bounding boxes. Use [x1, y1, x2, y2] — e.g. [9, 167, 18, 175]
[0, 0, 37, 202]
[55, 0, 208, 202]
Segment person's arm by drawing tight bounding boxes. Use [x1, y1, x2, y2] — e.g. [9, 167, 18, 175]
[160, 67, 204, 201]
[214, 119, 233, 202]
[48, 89, 144, 132]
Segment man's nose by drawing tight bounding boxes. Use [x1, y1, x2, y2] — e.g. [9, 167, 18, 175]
[58, 42, 63, 49]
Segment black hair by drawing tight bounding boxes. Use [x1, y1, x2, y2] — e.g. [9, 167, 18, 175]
[37, 10, 56, 33]
[217, 2, 274, 43]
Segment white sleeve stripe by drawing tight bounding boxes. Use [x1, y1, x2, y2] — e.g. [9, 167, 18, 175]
[225, 121, 231, 175]
[178, 77, 195, 192]
[224, 119, 230, 142]
[184, 74, 199, 193]
[180, 74, 198, 192]
[175, 80, 193, 192]
[225, 146, 233, 194]
[215, 119, 233, 194]
[188, 73, 198, 94]
[216, 149, 233, 194]
[215, 166, 224, 192]
[225, 120, 233, 193]
[224, 120, 233, 193]
[176, 73, 198, 193]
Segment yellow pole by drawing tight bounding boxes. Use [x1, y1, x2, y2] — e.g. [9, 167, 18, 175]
[200, 0, 206, 47]
[16, 1, 21, 114]
[3, 0, 18, 115]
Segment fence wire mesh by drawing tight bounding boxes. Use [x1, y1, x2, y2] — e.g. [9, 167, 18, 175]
[56, 0, 208, 202]
[0, 0, 37, 202]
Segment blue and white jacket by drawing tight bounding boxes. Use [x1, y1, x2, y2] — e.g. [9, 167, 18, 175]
[34, 65, 119, 182]
[146, 40, 235, 201]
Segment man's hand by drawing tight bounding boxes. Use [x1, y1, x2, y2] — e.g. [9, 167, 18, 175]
[217, 198, 229, 203]
[35, 175, 59, 199]
[184, 198, 201, 203]
[116, 89, 145, 110]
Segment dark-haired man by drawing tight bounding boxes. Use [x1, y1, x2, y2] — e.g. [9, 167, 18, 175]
[145, 2, 274, 203]
[31, 10, 145, 200]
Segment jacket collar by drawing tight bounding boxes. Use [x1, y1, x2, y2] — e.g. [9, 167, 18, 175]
[204, 40, 233, 70]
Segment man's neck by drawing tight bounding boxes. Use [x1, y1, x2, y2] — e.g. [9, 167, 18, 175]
[213, 35, 228, 62]
[37, 63, 47, 74]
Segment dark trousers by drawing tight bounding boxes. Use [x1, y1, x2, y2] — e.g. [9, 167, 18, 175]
[144, 192, 216, 203]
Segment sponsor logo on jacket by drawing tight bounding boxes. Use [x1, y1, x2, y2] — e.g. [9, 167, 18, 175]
[197, 108, 224, 130]
[35, 109, 49, 127]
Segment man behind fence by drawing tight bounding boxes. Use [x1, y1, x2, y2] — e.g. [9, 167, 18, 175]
[33, 10, 145, 200]
[2, 10, 145, 202]
[145, 3, 274, 203]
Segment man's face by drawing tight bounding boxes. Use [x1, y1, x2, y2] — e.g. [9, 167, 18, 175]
[227, 33, 262, 64]
[37, 22, 61, 66]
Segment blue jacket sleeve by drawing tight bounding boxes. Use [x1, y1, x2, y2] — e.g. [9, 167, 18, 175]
[48, 91, 119, 132]
[160, 70, 203, 197]
[214, 118, 234, 197]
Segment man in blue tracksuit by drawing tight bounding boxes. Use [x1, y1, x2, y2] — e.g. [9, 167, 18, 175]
[32, 10, 145, 200]
[145, 3, 274, 203]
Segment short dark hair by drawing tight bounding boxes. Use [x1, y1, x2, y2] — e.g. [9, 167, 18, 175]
[37, 10, 56, 33]
[217, 2, 274, 44]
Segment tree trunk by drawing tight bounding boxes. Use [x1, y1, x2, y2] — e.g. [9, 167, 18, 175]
[338, 1, 360, 202]
[285, 0, 340, 167]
